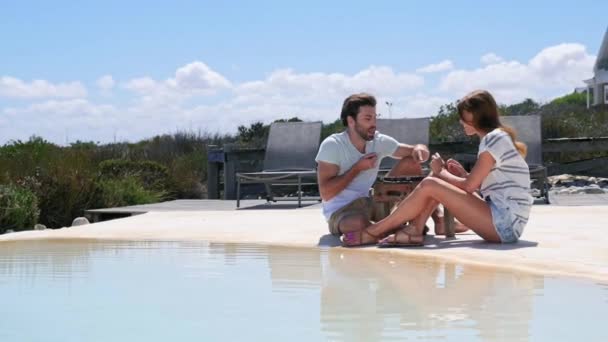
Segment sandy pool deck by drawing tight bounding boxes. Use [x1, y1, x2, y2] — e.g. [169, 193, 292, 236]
[1, 204, 607, 284]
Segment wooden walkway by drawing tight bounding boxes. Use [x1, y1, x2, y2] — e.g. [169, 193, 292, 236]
[85, 199, 322, 222]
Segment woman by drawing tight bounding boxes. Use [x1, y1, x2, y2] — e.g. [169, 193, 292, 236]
[343, 90, 533, 246]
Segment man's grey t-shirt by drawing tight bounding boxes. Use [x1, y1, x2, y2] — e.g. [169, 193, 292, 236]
[315, 131, 399, 221]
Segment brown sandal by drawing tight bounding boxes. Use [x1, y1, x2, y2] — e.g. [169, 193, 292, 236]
[342, 228, 381, 247]
[378, 229, 424, 248]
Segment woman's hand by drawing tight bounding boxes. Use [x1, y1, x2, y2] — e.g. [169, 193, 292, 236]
[446, 158, 468, 178]
[430, 153, 445, 175]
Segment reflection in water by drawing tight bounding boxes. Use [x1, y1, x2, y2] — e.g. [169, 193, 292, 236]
[318, 249, 542, 341]
[0, 241, 606, 342]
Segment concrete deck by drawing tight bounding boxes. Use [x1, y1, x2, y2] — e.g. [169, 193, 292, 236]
[2, 199, 608, 284]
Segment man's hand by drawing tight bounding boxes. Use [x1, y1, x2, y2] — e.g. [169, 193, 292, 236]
[412, 144, 430, 163]
[430, 153, 445, 175]
[446, 159, 468, 177]
[317, 153, 378, 201]
[354, 153, 378, 171]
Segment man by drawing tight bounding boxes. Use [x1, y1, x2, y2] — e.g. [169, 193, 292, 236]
[315, 93, 431, 240]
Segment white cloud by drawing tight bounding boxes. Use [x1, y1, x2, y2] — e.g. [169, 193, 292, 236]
[96, 75, 115, 91]
[235, 66, 424, 105]
[440, 43, 595, 103]
[6, 98, 114, 117]
[2, 63, 427, 144]
[125, 77, 161, 94]
[124, 61, 231, 102]
[3, 99, 119, 143]
[393, 94, 452, 118]
[0, 77, 87, 99]
[169, 61, 231, 90]
[3, 43, 598, 145]
[225, 66, 426, 129]
[480, 53, 504, 65]
[416, 60, 455, 73]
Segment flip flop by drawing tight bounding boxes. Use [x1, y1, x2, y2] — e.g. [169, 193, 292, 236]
[378, 230, 424, 248]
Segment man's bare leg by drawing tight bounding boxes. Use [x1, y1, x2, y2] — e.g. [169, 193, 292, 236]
[337, 214, 370, 235]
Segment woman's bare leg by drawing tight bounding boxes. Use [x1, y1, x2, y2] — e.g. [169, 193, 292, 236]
[387, 155, 433, 231]
[367, 177, 500, 242]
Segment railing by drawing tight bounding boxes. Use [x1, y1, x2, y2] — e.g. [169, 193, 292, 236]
[207, 144, 265, 200]
[207, 137, 608, 199]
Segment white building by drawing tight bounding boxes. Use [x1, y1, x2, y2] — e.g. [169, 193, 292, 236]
[584, 27, 608, 108]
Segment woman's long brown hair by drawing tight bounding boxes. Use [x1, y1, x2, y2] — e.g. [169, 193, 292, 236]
[457, 90, 527, 157]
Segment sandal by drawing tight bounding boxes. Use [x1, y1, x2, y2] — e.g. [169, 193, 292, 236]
[341, 228, 381, 247]
[378, 229, 424, 248]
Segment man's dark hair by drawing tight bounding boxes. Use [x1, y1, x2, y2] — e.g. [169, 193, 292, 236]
[340, 93, 376, 126]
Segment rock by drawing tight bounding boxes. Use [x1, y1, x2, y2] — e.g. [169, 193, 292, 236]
[71, 217, 90, 226]
[548, 174, 608, 193]
[568, 188, 581, 195]
[552, 174, 571, 182]
[34, 224, 46, 230]
[583, 186, 606, 194]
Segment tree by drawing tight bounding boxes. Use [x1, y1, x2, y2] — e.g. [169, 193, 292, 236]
[429, 103, 467, 143]
[501, 98, 540, 116]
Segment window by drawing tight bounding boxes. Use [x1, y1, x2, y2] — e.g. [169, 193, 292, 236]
[598, 58, 608, 71]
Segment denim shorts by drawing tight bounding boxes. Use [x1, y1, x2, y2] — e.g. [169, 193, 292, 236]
[486, 197, 521, 243]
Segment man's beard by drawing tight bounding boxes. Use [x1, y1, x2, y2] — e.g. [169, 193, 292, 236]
[355, 123, 375, 141]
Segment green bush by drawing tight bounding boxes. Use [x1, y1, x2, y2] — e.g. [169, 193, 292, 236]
[1, 138, 99, 228]
[0, 184, 39, 233]
[29, 169, 98, 228]
[501, 98, 540, 116]
[429, 103, 468, 143]
[540, 102, 608, 138]
[550, 92, 587, 106]
[321, 119, 343, 140]
[0, 137, 62, 182]
[169, 153, 207, 198]
[95, 177, 166, 208]
[98, 159, 170, 190]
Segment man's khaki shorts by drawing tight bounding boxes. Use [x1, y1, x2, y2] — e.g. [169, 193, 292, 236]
[327, 197, 373, 236]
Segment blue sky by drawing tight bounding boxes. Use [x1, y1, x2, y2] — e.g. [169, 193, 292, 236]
[1, 0, 607, 144]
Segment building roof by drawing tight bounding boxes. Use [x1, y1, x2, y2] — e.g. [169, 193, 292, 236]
[594, 26, 608, 72]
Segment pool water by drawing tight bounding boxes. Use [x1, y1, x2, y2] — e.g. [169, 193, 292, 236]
[0, 240, 606, 341]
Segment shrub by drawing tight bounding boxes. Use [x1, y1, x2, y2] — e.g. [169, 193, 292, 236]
[95, 177, 166, 208]
[429, 103, 468, 143]
[0, 184, 39, 233]
[550, 92, 587, 106]
[98, 159, 170, 190]
[30, 169, 98, 228]
[169, 152, 207, 198]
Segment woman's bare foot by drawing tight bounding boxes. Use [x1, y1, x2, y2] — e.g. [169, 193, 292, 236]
[434, 220, 469, 235]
